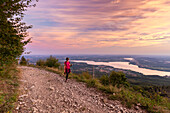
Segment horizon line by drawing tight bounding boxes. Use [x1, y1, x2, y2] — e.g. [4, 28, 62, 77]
[23, 54, 170, 57]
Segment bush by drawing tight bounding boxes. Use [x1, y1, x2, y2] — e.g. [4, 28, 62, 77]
[72, 74, 86, 82]
[35, 56, 60, 68]
[19, 56, 27, 65]
[100, 75, 109, 86]
[109, 71, 128, 87]
[36, 59, 46, 66]
[103, 85, 115, 94]
[40, 66, 170, 113]
[108, 95, 117, 100]
[45, 56, 60, 68]
[82, 72, 92, 79]
[86, 79, 96, 88]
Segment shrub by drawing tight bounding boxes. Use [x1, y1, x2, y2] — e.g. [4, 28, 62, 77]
[72, 74, 86, 82]
[109, 71, 128, 87]
[19, 56, 27, 65]
[39, 66, 170, 113]
[109, 95, 118, 100]
[36, 59, 46, 66]
[86, 79, 96, 88]
[103, 85, 114, 94]
[45, 56, 60, 68]
[82, 72, 92, 79]
[80, 72, 92, 79]
[100, 75, 109, 86]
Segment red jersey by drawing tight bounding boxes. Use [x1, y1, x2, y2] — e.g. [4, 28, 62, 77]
[64, 61, 70, 69]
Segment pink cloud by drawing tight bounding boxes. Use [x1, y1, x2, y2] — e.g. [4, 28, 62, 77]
[24, 0, 170, 55]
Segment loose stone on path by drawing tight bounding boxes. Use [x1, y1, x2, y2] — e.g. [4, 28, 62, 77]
[15, 66, 145, 113]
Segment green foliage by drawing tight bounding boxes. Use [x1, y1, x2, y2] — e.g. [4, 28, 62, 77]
[109, 71, 128, 87]
[36, 59, 46, 66]
[45, 56, 60, 68]
[132, 85, 170, 106]
[98, 85, 114, 94]
[36, 56, 60, 68]
[81, 72, 92, 79]
[0, 65, 19, 112]
[0, 0, 38, 67]
[71, 74, 86, 82]
[32, 65, 170, 113]
[99, 75, 109, 86]
[0, 95, 4, 105]
[19, 56, 27, 65]
[86, 79, 96, 88]
[0, 0, 37, 111]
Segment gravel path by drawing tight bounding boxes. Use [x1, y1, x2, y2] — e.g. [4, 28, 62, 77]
[15, 66, 145, 113]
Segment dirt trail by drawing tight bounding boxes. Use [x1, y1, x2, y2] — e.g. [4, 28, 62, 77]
[15, 66, 145, 113]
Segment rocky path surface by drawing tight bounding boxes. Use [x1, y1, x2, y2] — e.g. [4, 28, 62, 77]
[15, 66, 145, 113]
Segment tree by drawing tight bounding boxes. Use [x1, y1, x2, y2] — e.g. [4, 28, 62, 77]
[100, 75, 109, 86]
[45, 56, 60, 68]
[0, 0, 38, 67]
[36, 59, 46, 66]
[20, 56, 27, 65]
[109, 71, 129, 87]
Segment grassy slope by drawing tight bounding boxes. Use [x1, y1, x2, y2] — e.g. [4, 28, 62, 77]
[0, 65, 19, 112]
[32, 65, 170, 113]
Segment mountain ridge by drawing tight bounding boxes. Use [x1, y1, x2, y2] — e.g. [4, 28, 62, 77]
[15, 66, 145, 113]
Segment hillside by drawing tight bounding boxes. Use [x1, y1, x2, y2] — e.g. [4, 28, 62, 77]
[15, 66, 144, 113]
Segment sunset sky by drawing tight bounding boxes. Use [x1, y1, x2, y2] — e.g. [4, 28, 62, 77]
[24, 0, 170, 55]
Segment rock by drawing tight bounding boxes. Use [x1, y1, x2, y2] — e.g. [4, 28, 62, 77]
[137, 103, 141, 106]
[117, 111, 122, 113]
[135, 106, 140, 110]
[30, 85, 35, 89]
[19, 94, 28, 98]
[49, 86, 54, 91]
[15, 66, 145, 113]
[33, 107, 38, 113]
[102, 98, 108, 103]
[61, 110, 68, 113]
[120, 108, 124, 113]
[109, 104, 114, 109]
[16, 105, 20, 110]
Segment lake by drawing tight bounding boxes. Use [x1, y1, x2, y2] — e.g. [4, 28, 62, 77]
[71, 59, 170, 76]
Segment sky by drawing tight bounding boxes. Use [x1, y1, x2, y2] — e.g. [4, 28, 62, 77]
[24, 0, 170, 55]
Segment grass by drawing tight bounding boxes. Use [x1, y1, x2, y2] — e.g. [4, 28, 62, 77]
[86, 79, 96, 88]
[0, 64, 20, 113]
[28, 65, 170, 113]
